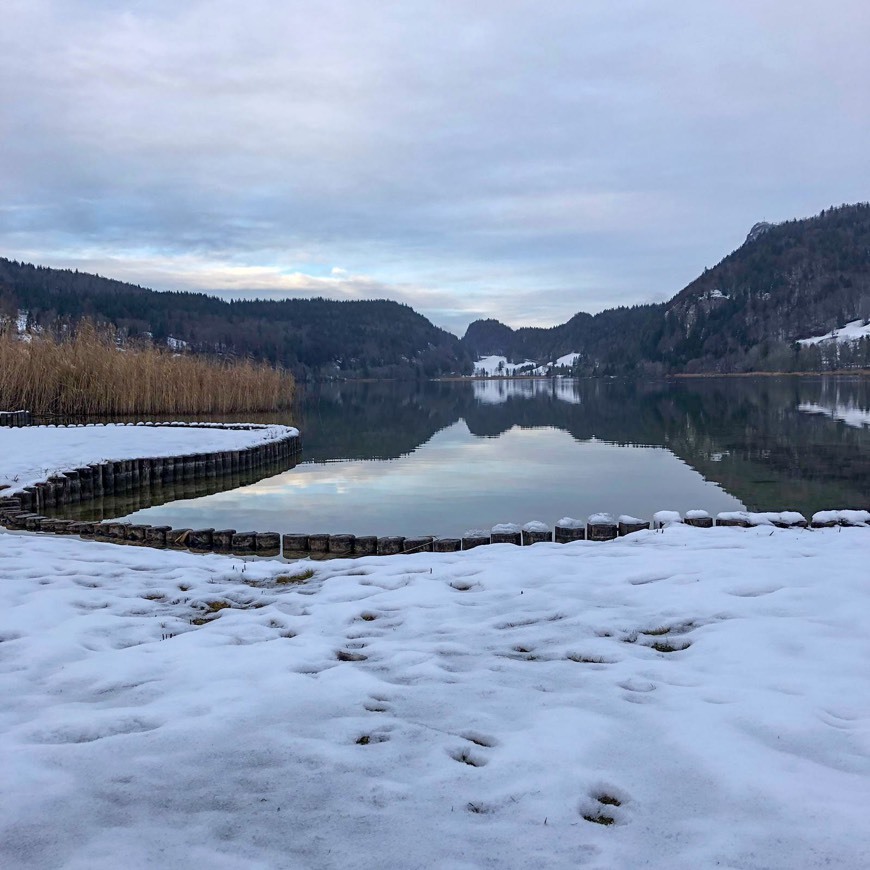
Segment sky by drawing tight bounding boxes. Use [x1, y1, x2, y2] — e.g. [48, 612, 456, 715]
[1, 1, 869, 336]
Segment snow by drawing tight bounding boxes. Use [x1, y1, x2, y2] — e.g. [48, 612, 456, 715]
[2, 525, 870, 868]
[684, 509, 710, 519]
[556, 517, 585, 529]
[473, 356, 537, 377]
[797, 318, 870, 346]
[521, 520, 549, 533]
[617, 514, 644, 525]
[552, 352, 580, 368]
[704, 289, 729, 300]
[812, 509, 870, 526]
[652, 510, 682, 527]
[0, 423, 298, 493]
[471, 353, 582, 382]
[718, 511, 809, 527]
[491, 523, 521, 534]
[588, 512, 616, 524]
[798, 401, 870, 429]
[166, 336, 188, 350]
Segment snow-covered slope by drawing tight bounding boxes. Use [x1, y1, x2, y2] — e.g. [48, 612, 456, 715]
[2, 525, 869, 868]
[473, 355, 538, 376]
[798, 319, 870, 346]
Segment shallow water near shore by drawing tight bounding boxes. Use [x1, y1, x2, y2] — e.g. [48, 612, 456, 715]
[114, 375, 870, 537]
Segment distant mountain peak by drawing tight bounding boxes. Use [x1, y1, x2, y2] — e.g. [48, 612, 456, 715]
[745, 221, 774, 244]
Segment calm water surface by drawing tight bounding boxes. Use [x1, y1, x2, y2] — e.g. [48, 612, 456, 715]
[117, 376, 870, 537]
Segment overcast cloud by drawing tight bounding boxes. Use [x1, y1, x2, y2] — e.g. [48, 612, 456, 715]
[1, 0, 868, 335]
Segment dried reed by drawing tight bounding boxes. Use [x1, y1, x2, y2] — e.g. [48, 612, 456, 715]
[0, 322, 294, 415]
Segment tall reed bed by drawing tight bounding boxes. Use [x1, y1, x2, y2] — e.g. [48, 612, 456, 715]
[0, 323, 294, 415]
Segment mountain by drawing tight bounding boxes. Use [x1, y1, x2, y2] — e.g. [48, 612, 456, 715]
[462, 203, 870, 374]
[4, 202, 869, 379]
[0, 260, 472, 379]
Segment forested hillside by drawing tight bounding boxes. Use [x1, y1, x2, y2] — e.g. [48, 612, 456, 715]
[0, 260, 472, 379]
[463, 203, 870, 374]
[4, 203, 870, 379]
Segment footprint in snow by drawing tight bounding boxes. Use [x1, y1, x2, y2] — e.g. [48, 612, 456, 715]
[579, 786, 630, 826]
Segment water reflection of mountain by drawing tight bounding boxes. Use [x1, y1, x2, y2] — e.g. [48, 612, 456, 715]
[295, 377, 870, 514]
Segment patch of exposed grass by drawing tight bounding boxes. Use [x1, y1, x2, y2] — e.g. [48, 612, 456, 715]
[583, 812, 615, 826]
[650, 639, 692, 653]
[275, 568, 316, 585]
[567, 653, 612, 664]
[596, 794, 622, 807]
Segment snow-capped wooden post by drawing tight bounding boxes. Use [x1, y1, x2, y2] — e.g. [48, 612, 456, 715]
[555, 518, 586, 543]
[522, 521, 551, 545]
[589, 513, 619, 540]
[491, 523, 521, 545]
[433, 538, 462, 552]
[617, 515, 649, 536]
[684, 510, 713, 528]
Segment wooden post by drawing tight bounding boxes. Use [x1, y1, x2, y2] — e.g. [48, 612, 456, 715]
[522, 522, 551, 546]
[491, 523, 521, 545]
[328, 534, 355, 556]
[282, 533, 310, 556]
[352, 536, 378, 556]
[377, 536, 405, 555]
[212, 529, 236, 552]
[617, 516, 649, 536]
[461, 531, 490, 550]
[404, 536, 434, 553]
[255, 532, 281, 556]
[589, 514, 620, 541]
[555, 518, 586, 543]
[433, 538, 462, 552]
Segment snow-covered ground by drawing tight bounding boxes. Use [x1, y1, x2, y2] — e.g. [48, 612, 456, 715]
[2, 524, 870, 869]
[472, 355, 538, 376]
[472, 352, 582, 378]
[798, 318, 870, 346]
[0, 423, 297, 493]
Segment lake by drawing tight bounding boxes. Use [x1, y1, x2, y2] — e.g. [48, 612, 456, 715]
[99, 376, 870, 537]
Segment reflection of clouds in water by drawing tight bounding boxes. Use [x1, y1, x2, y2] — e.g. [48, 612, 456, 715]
[473, 378, 581, 405]
[129, 423, 743, 536]
[798, 402, 870, 429]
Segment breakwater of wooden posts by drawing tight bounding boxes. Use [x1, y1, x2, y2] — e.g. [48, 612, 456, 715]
[2, 438, 867, 564]
[0, 422, 302, 556]
[0, 410, 33, 427]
